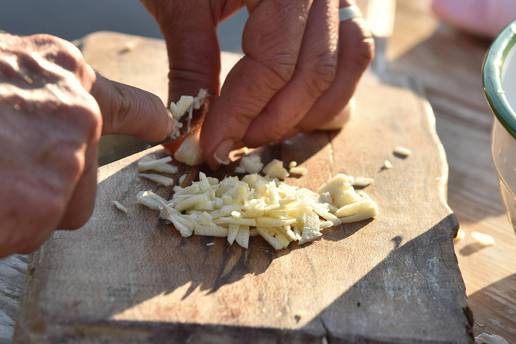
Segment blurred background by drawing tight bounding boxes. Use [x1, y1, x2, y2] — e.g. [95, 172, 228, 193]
[0, 0, 246, 52]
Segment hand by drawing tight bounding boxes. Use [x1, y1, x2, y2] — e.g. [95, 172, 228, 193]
[143, 0, 373, 168]
[0, 33, 173, 256]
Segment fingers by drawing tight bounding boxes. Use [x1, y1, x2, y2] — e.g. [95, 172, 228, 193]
[57, 137, 98, 229]
[243, 0, 339, 147]
[201, 0, 313, 168]
[160, 1, 221, 103]
[91, 73, 174, 142]
[297, 5, 374, 132]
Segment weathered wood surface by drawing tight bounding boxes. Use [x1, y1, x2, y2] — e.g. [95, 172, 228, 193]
[13, 32, 470, 343]
[0, 256, 27, 344]
[376, 0, 516, 340]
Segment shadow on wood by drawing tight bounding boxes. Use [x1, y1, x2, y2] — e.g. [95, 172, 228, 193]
[15, 215, 473, 343]
[467, 274, 516, 341]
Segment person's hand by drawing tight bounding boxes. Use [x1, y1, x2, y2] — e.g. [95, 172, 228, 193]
[143, 0, 373, 168]
[0, 33, 173, 256]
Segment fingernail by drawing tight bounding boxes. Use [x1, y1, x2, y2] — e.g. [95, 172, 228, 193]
[213, 139, 234, 166]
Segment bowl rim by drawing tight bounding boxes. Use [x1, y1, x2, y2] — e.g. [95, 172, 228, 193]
[483, 20, 516, 139]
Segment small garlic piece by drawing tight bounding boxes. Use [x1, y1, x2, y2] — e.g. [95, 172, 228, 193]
[352, 177, 374, 188]
[263, 159, 289, 179]
[383, 160, 393, 169]
[471, 231, 495, 246]
[112, 200, 128, 214]
[235, 166, 246, 174]
[238, 154, 264, 174]
[169, 95, 194, 120]
[139, 173, 175, 187]
[393, 145, 412, 158]
[137, 156, 177, 174]
[454, 228, 466, 242]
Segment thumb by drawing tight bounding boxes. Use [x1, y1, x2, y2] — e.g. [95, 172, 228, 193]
[90, 73, 174, 142]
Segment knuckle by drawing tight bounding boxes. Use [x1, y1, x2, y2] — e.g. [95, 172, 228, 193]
[29, 34, 85, 70]
[60, 149, 85, 180]
[348, 30, 375, 70]
[40, 192, 68, 223]
[301, 56, 337, 97]
[45, 49, 80, 72]
[265, 57, 297, 84]
[29, 33, 60, 45]
[267, 125, 287, 143]
[68, 103, 102, 140]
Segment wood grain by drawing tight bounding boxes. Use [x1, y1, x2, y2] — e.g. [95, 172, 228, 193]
[13, 32, 471, 343]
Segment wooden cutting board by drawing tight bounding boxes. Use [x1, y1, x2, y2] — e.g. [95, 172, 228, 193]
[14, 32, 472, 344]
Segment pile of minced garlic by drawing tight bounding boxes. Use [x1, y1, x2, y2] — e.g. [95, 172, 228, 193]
[134, 155, 379, 250]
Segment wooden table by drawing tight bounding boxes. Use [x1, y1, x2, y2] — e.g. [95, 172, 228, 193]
[371, 0, 516, 341]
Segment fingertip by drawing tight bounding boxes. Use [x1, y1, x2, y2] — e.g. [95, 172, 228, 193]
[92, 75, 174, 142]
[149, 94, 175, 142]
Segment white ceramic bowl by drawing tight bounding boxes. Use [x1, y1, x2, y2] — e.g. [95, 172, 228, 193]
[483, 20, 516, 230]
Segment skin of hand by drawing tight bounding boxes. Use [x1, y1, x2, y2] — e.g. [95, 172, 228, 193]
[0, 33, 173, 257]
[142, 0, 374, 168]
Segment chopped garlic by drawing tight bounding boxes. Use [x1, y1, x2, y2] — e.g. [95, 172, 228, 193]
[227, 224, 239, 245]
[352, 177, 374, 188]
[263, 159, 289, 179]
[239, 154, 264, 174]
[193, 89, 208, 110]
[454, 228, 466, 242]
[194, 224, 228, 237]
[289, 166, 308, 176]
[119, 41, 136, 54]
[383, 160, 393, 169]
[235, 226, 250, 248]
[112, 200, 128, 214]
[174, 130, 202, 166]
[139, 173, 174, 186]
[167, 89, 208, 141]
[289, 161, 298, 168]
[169, 95, 194, 120]
[138, 171, 378, 250]
[235, 166, 246, 174]
[299, 213, 322, 245]
[393, 145, 412, 158]
[335, 199, 378, 218]
[138, 156, 178, 174]
[178, 174, 187, 185]
[471, 231, 495, 246]
[136, 190, 168, 210]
